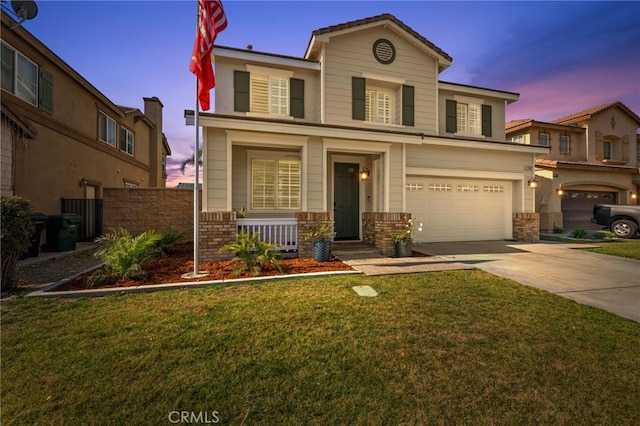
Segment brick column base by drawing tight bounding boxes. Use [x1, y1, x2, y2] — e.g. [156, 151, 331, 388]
[199, 211, 237, 262]
[296, 212, 332, 258]
[513, 212, 540, 243]
[362, 212, 411, 256]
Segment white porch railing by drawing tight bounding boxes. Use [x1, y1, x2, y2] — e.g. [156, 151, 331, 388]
[237, 218, 298, 252]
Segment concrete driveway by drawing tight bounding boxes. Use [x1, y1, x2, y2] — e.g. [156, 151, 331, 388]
[414, 241, 640, 323]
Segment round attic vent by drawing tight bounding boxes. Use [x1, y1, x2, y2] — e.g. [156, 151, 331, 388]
[373, 39, 396, 64]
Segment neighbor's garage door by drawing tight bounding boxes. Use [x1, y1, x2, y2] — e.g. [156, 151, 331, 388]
[406, 178, 512, 242]
[562, 190, 616, 230]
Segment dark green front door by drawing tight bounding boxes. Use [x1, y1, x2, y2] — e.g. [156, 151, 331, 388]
[334, 163, 359, 240]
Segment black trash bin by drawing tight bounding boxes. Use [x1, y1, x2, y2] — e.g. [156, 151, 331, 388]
[21, 212, 48, 258]
[46, 214, 81, 252]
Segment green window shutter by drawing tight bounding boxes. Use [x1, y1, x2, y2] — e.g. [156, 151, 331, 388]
[446, 99, 457, 133]
[402, 85, 414, 127]
[234, 70, 250, 112]
[38, 68, 54, 115]
[120, 127, 126, 152]
[482, 104, 492, 137]
[352, 77, 366, 120]
[290, 78, 305, 118]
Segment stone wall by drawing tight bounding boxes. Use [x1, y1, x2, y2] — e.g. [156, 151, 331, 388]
[103, 188, 200, 237]
[513, 212, 540, 243]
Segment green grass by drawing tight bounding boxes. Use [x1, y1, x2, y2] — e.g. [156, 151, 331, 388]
[583, 239, 640, 260]
[2, 271, 639, 425]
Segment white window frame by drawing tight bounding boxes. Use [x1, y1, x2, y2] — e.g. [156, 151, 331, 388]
[456, 102, 482, 135]
[120, 127, 134, 156]
[246, 65, 292, 117]
[1, 41, 38, 106]
[98, 111, 117, 147]
[248, 151, 301, 212]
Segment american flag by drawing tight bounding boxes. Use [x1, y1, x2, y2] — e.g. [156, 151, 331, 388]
[190, 0, 227, 111]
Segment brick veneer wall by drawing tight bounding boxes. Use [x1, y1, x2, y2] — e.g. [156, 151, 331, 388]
[296, 212, 332, 258]
[513, 212, 540, 243]
[363, 212, 411, 256]
[103, 188, 200, 237]
[199, 211, 237, 262]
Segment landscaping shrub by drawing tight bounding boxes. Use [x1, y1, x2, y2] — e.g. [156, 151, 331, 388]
[570, 229, 589, 239]
[220, 231, 283, 276]
[594, 231, 617, 240]
[1, 196, 34, 291]
[156, 227, 185, 254]
[90, 227, 163, 285]
[553, 227, 564, 234]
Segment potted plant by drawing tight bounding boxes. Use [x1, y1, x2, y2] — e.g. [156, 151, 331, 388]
[390, 215, 422, 258]
[303, 221, 334, 262]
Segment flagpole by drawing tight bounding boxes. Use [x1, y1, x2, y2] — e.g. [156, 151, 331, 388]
[191, 0, 204, 278]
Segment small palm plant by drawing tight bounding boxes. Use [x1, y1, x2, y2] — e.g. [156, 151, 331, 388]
[220, 231, 283, 276]
[90, 227, 163, 285]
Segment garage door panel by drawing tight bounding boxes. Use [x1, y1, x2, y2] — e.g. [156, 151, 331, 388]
[407, 178, 511, 242]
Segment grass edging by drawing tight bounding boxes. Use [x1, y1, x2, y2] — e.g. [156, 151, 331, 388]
[27, 269, 363, 299]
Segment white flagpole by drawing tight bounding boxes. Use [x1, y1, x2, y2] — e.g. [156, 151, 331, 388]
[192, 1, 202, 277]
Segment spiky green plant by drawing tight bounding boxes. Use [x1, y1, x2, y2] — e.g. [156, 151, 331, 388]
[156, 227, 186, 254]
[91, 228, 163, 285]
[219, 231, 283, 276]
[1, 196, 34, 291]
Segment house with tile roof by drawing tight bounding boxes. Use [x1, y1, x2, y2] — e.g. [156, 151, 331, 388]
[189, 13, 548, 260]
[1, 12, 171, 242]
[506, 101, 640, 232]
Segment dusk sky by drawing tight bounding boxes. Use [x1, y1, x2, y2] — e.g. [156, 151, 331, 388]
[17, 1, 640, 187]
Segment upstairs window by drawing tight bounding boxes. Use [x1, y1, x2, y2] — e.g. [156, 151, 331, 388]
[508, 135, 524, 144]
[446, 99, 492, 137]
[120, 127, 135, 156]
[1, 41, 37, 106]
[603, 141, 612, 160]
[234, 67, 304, 118]
[538, 132, 550, 147]
[560, 135, 571, 154]
[365, 89, 392, 124]
[352, 76, 414, 126]
[98, 111, 117, 147]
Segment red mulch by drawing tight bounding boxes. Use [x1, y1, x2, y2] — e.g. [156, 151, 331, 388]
[53, 243, 354, 291]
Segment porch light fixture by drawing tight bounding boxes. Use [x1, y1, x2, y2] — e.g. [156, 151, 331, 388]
[631, 192, 638, 200]
[527, 177, 539, 189]
[556, 187, 564, 196]
[360, 167, 370, 180]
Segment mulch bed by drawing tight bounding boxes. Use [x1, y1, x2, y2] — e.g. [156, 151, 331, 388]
[53, 243, 354, 291]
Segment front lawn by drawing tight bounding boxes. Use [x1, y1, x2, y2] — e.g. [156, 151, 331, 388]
[2, 271, 639, 424]
[583, 239, 640, 260]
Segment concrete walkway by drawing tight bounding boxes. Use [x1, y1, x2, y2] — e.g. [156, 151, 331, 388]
[415, 241, 640, 323]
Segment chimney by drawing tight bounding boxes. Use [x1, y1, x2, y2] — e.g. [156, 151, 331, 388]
[143, 97, 165, 187]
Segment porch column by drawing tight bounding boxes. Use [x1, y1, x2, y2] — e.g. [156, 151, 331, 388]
[199, 211, 237, 262]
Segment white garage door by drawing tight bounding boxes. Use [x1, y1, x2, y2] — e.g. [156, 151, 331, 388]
[406, 178, 512, 242]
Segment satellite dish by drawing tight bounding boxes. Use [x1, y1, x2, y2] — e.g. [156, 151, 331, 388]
[10, 0, 38, 26]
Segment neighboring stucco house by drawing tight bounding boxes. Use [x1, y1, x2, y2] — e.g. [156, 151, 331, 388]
[1, 12, 171, 241]
[506, 101, 640, 232]
[190, 14, 547, 260]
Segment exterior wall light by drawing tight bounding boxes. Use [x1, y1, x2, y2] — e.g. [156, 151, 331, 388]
[631, 192, 638, 200]
[556, 187, 564, 196]
[360, 167, 370, 180]
[527, 177, 539, 189]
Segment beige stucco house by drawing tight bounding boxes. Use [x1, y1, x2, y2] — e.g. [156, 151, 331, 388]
[190, 14, 547, 260]
[506, 101, 640, 232]
[1, 12, 171, 241]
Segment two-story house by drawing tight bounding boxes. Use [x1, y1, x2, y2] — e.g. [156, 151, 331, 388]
[506, 101, 640, 232]
[190, 14, 547, 260]
[1, 12, 171, 241]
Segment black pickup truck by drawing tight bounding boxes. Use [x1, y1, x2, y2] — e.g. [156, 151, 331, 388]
[592, 204, 640, 238]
